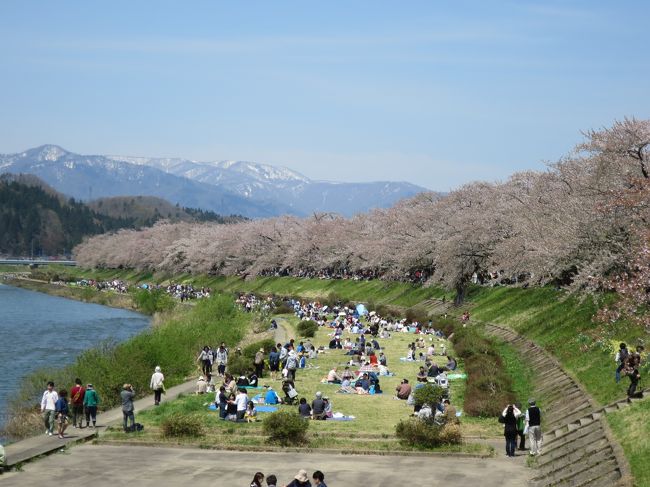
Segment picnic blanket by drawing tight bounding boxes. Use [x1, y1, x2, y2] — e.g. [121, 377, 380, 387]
[447, 373, 467, 380]
[208, 403, 277, 413]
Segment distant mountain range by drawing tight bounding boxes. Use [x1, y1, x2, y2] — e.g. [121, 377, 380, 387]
[0, 145, 428, 217]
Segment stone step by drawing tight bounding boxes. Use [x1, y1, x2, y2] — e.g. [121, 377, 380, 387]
[533, 449, 616, 485]
[542, 419, 603, 452]
[538, 435, 610, 472]
[585, 468, 623, 487]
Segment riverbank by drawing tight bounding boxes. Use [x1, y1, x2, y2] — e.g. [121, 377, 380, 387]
[1, 279, 256, 442]
[1, 275, 137, 311]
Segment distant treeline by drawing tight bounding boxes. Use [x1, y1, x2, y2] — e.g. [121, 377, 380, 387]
[0, 174, 245, 257]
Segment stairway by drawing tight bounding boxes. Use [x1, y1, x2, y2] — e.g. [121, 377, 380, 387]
[484, 323, 633, 487]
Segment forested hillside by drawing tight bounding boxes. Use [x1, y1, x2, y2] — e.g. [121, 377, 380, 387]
[0, 175, 133, 256]
[0, 175, 244, 257]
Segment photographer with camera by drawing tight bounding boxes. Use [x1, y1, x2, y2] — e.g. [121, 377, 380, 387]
[120, 383, 136, 432]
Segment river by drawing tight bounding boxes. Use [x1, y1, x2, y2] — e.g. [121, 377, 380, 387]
[0, 283, 150, 432]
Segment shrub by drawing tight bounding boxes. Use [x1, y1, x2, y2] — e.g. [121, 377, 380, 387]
[297, 320, 319, 338]
[133, 288, 175, 315]
[227, 355, 253, 377]
[263, 410, 309, 445]
[242, 339, 275, 359]
[160, 412, 205, 438]
[325, 292, 342, 307]
[413, 384, 445, 408]
[395, 418, 461, 448]
[272, 304, 293, 315]
[405, 307, 429, 325]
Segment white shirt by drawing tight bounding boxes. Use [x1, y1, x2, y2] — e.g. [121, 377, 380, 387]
[41, 390, 59, 411]
[150, 372, 165, 389]
[235, 392, 248, 411]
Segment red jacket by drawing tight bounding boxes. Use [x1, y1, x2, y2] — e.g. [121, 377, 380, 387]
[70, 385, 86, 405]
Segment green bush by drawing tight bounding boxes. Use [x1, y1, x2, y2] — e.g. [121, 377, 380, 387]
[227, 355, 253, 376]
[413, 384, 445, 408]
[272, 304, 293, 315]
[242, 339, 275, 359]
[133, 288, 175, 315]
[160, 412, 205, 438]
[395, 418, 461, 448]
[263, 410, 309, 445]
[297, 320, 319, 338]
[405, 307, 429, 324]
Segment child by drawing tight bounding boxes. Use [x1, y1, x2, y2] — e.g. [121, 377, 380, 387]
[226, 393, 238, 422]
[298, 397, 311, 418]
[245, 400, 257, 423]
[55, 389, 70, 439]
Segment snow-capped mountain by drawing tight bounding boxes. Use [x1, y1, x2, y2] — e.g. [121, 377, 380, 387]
[1, 145, 429, 217]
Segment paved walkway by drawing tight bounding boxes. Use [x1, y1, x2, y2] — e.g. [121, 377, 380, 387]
[3, 319, 291, 468]
[1, 444, 531, 486]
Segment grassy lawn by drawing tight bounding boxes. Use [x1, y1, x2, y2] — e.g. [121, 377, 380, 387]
[467, 286, 647, 407]
[101, 312, 494, 454]
[606, 397, 650, 487]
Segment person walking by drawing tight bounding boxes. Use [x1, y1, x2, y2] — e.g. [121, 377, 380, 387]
[83, 383, 100, 429]
[501, 403, 522, 457]
[54, 390, 70, 439]
[268, 346, 280, 380]
[40, 381, 58, 436]
[120, 383, 136, 432]
[197, 346, 212, 377]
[150, 366, 165, 406]
[215, 343, 228, 377]
[69, 378, 85, 429]
[526, 399, 543, 456]
[615, 343, 629, 384]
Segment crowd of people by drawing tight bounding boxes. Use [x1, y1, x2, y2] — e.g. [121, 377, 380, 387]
[39, 379, 101, 439]
[250, 469, 328, 487]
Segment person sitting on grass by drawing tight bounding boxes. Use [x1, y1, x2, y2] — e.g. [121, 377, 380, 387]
[326, 368, 342, 384]
[338, 377, 356, 394]
[355, 373, 371, 394]
[443, 399, 459, 424]
[245, 400, 257, 422]
[298, 397, 312, 418]
[445, 356, 457, 371]
[226, 393, 238, 422]
[248, 371, 259, 387]
[311, 391, 326, 420]
[237, 373, 250, 387]
[323, 397, 333, 419]
[395, 379, 412, 400]
[282, 379, 298, 405]
[265, 386, 281, 405]
[196, 376, 207, 394]
[416, 366, 428, 383]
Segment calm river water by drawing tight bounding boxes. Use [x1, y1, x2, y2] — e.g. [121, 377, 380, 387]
[0, 283, 150, 431]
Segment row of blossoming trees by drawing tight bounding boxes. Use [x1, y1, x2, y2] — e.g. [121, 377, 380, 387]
[75, 119, 650, 325]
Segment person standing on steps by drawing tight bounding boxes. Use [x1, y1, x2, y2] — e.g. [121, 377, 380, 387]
[615, 343, 629, 384]
[150, 366, 165, 405]
[501, 403, 522, 457]
[526, 398, 542, 456]
[40, 381, 58, 436]
[70, 378, 85, 429]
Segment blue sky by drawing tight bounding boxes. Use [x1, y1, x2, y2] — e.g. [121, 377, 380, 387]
[1, 1, 648, 191]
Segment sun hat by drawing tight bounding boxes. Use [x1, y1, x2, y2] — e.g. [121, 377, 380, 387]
[528, 398, 536, 405]
[259, 348, 264, 352]
[294, 470, 309, 482]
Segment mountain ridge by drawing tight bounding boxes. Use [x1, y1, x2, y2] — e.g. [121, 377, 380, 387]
[1, 145, 430, 217]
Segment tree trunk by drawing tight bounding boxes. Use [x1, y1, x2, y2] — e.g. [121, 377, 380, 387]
[454, 281, 467, 306]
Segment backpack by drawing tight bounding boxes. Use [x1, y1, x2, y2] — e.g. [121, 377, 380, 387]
[286, 355, 297, 370]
